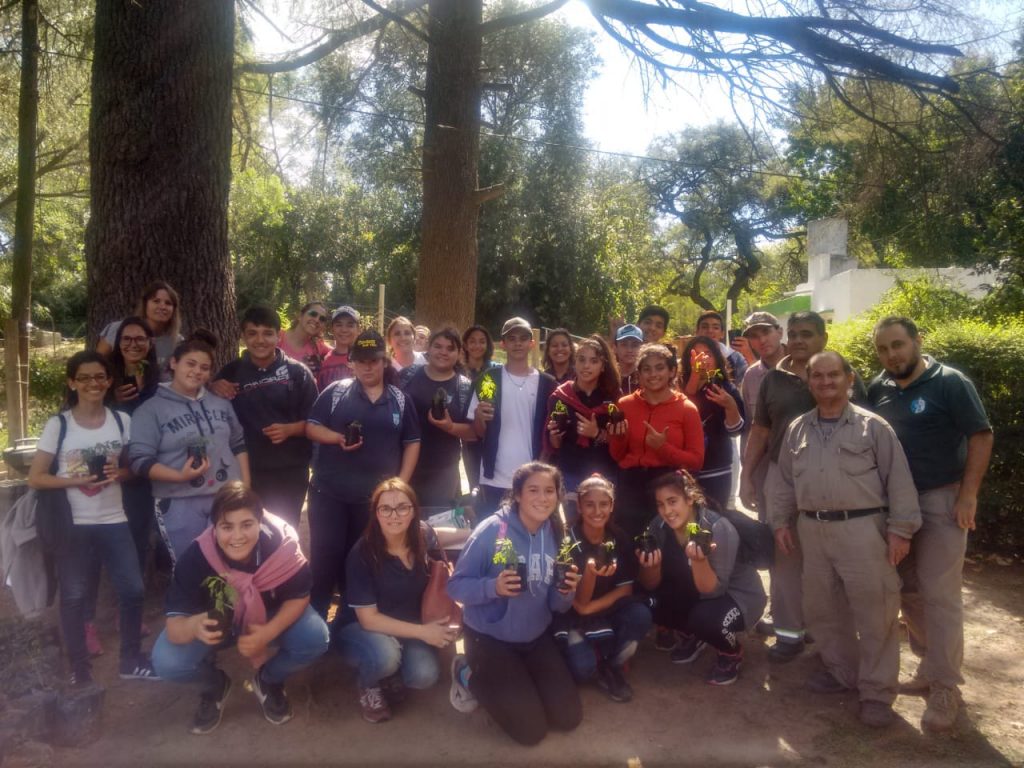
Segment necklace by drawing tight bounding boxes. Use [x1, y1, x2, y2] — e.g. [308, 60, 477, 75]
[506, 370, 530, 389]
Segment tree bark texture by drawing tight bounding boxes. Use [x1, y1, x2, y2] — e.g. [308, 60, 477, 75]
[415, 0, 483, 331]
[85, 0, 236, 366]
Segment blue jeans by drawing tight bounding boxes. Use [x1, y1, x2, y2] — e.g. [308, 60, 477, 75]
[336, 621, 441, 690]
[58, 522, 145, 675]
[152, 605, 328, 689]
[563, 599, 652, 681]
[154, 495, 216, 566]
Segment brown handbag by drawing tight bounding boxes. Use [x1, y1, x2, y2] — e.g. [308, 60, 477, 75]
[421, 551, 462, 627]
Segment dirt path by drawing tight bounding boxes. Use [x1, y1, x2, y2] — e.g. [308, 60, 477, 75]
[2, 556, 1012, 767]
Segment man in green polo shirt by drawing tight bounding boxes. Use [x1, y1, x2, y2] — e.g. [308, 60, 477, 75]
[869, 316, 993, 733]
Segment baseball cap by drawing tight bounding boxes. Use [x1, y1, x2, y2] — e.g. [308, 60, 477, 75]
[332, 305, 361, 323]
[501, 316, 532, 337]
[350, 329, 387, 361]
[742, 311, 780, 336]
[614, 324, 643, 343]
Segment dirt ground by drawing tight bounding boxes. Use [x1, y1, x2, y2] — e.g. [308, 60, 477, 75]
[0, 552, 1017, 768]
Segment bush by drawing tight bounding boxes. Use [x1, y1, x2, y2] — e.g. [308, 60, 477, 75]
[828, 283, 1023, 555]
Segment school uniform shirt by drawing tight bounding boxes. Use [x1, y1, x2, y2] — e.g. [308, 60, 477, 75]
[38, 409, 130, 526]
[400, 367, 472, 476]
[165, 519, 312, 619]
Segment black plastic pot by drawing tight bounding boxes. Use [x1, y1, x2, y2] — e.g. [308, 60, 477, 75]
[187, 444, 206, 469]
[692, 530, 713, 557]
[207, 607, 234, 638]
[345, 421, 363, 445]
[431, 388, 448, 420]
[553, 561, 573, 589]
[635, 533, 657, 556]
[86, 455, 107, 482]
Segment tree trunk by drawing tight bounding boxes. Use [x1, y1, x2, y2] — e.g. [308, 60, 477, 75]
[6, 0, 40, 446]
[415, 0, 483, 331]
[85, 0, 237, 367]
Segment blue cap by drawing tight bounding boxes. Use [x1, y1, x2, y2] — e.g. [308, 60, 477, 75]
[615, 324, 643, 343]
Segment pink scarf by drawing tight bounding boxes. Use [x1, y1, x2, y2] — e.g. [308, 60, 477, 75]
[197, 512, 307, 668]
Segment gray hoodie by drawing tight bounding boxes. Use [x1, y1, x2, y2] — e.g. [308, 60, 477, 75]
[128, 383, 246, 500]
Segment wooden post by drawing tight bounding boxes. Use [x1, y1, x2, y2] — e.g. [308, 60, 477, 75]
[531, 328, 542, 369]
[377, 284, 385, 335]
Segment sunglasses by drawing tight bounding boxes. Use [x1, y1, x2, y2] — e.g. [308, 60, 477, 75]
[306, 310, 329, 323]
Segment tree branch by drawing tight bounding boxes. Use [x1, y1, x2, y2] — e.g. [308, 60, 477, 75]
[360, 0, 429, 43]
[480, 0, 570, 36]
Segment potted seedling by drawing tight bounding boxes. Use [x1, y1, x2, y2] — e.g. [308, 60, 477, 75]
[686, 521, 714, 556]
[202, 575, 238, 637]
[634, 530, 658, 556]
[477, 372, 497, 403]
[187, 442, 207, 470]
[607, 403, 625, 426]
[84, 450, 109, 482]
[554, 538, 581, 589]
[345, 420, 363, 445]
[594, 539, 618, 569]
[550, 400, 571, 433]
[493, 537, 526, 590]
[431, 387, 448, 420]
[691, 350, 724, 395]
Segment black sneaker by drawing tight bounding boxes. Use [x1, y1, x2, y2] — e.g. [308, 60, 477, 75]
[596, 663, 633, 703]
[654, 627, 678, 651]
[708, 651, 742, 686]
[670, 634, 707, 664]
[380, 672, 407, 706]
[119, 656, 161, 681]
[190, 670, 231, 735]
[252, 668, 293, 726]
[767, 639, 804, 663]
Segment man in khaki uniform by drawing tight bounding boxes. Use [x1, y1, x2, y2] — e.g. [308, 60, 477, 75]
[772, 351, 921, 728]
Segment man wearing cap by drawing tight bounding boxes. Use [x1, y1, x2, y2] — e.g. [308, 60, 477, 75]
[771, 350, 920, 728]
[468, 317, 557, 518]
[637, 305, 670, 344]
[695, 310, 748, 385]
[614, 324, 644, 395]
[738, 312, 785, 462]
[318, 306, 361, 390]
[869, 316, 993, 731]
[305, 329, 421, 623]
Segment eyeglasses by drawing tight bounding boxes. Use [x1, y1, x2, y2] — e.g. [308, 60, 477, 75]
[377, 503, 414, 518]
[121, 335, 150, 346]
[307, 311, 329, 323]
[74, 374, 109, 384]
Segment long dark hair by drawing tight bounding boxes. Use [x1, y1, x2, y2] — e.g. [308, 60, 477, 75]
[507, 462, 566, 542]
[110, 316, 159, 396]
[680, 335, 732, 385]
[363, 478, 427, 572]
[133, 280, 181, 338]
[542, 329, 576, 377]
[461, 324, 494, 372]
[62, 350, 112, 410]
[650, 469, 710, 511]
[574, 334, 621, 400]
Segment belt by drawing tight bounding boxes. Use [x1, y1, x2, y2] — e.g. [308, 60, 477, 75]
[801, 507, 885, 522]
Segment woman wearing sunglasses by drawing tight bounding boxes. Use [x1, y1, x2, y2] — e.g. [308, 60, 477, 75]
[279, 302, 333, 383]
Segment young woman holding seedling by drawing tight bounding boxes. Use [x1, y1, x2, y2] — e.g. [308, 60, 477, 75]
[447, 462, 583, 745]
[460, 324, 498, 492]
[637, 471, 765, 686]
[337, 478, 456, 723]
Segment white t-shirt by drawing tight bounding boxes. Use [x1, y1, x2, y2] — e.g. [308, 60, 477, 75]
[37, 409, 130, 525]
[467, 367, 539, 489]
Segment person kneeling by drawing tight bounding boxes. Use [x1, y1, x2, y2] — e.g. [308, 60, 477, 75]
[337, 478, 457, 723]
[638, 471, 766, 686]
[152, 482, 329, 734]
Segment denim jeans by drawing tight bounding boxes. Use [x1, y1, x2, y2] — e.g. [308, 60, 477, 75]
[563, 599, 652, 681]
[152, 605, 329, 689]
[154, 495, 216, 567]
[336, 621, 441, 690]
[58, 522, 145, 675]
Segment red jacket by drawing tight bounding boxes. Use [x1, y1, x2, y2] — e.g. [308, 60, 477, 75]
[608, 390, 704, 471]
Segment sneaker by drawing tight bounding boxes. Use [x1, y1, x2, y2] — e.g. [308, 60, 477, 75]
[708, 650, 742, 686]
[190, 670, 231, 735]
[380, 673, 406, 706]
[119, 656, 161, 681]
[767, 639, 804, 663]
[252, 669, 293, 725]
[860, 700, 896, 728]
[358, 686, 392, 724]
[654, 627, 678, 651]
[922, 684, 960, 732]
[449, 655, 478, 713]
[596, 663, 633, 703]
[670, 634, 707, 664]
[805, 669, 851, 694]
[84, 622, 104, 657]
[899, 669, 930, 696]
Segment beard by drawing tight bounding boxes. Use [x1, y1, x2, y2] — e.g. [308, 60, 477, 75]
[891, 354, 922, 381]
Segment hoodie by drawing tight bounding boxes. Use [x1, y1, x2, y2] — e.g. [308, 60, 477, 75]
[447, 507, 573, 643]
[128, 383, 247, 500]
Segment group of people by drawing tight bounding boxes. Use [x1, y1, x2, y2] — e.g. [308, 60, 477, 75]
[24, 281, 991, 745]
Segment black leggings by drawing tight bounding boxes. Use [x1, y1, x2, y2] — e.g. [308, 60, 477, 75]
[464, 626, 582, 746]
[307, 485, 369, 621]
[653, 593, 745, 653]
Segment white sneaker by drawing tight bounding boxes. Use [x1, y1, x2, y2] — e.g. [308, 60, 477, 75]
[449, 655, 478, 713]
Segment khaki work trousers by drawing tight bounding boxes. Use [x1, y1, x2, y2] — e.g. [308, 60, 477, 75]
[899, 484, 967, 688]
[798, 512, 901, 704]
[765, 461, 804, 642]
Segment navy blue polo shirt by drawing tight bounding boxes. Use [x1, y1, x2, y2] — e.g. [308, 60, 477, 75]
[216, 350, 317, 470]
[868, 357, 990, 491]
[400, 367, 471, 473]
[308, 379, 421, 502]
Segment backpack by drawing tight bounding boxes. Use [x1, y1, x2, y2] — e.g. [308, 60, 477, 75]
[713, 507, 775, 570]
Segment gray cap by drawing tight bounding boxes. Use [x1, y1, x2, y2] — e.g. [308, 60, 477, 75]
[501, 316, 532, 337]
[332, 305, 361, 323]
[742, 311, 780, 336]
[614, 324, 643, 343]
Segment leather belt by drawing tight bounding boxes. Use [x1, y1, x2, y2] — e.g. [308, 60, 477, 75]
[801, 507, 885, 522]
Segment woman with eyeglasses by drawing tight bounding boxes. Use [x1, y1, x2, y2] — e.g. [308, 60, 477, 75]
[279, 301, 332, 383]
[96, 280, 183, 381]
[28, 351, 158, 685]
[336, 478, 455, 723]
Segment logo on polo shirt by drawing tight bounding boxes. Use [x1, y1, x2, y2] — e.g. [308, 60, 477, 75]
[393, 412, 400, 426]
[911, 397, 926, 414]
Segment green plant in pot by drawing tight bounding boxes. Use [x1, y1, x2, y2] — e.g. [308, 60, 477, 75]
[431, 387, 448, 420]
[477, 372, 497, 403]
[554, 538, 580, 588]
[492, 537, 526, 590]
[607, 403, 625, 426]
[685, 521, 714, 556]
[634, 530, 658, 556]
[202, 575, 238, 637]
[550, 400, 572, 433]
[593, 539, 617, 568]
